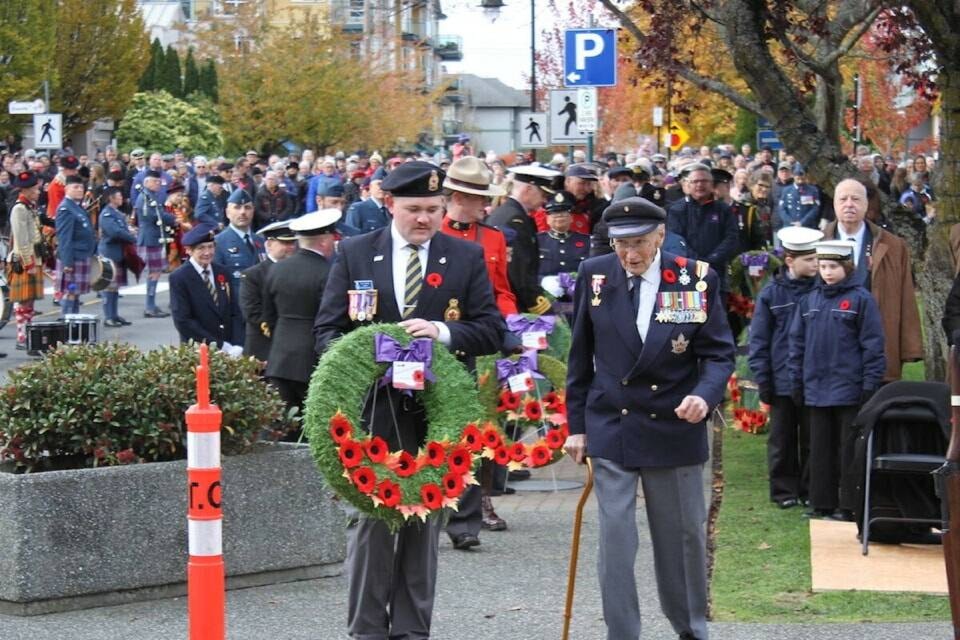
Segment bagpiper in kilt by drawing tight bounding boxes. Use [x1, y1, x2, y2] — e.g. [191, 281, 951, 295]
[7, 171, 46, 349]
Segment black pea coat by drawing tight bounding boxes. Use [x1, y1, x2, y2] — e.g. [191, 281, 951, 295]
[239, 258, 275, 361]
[168, 261, 236, 347]
[487, 197, 541, 312]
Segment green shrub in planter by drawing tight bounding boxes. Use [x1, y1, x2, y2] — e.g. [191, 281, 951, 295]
[0, 343, 289, 472]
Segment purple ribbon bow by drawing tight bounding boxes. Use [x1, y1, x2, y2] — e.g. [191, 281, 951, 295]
[374, 333, 435, 393]
[739, 252, 770, 268]
[495, 349, 544, 385]
[557, 272, 576, 296]
[505, 314, 556, 335]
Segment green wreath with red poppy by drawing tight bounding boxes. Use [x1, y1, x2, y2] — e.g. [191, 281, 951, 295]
[472, 352, 570, 469]
[305, 323, 487, 531]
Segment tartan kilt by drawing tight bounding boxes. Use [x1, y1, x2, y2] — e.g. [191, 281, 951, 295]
[137, 245, 167, 273]
[57, 258, 92, 295]
[113, 263, 128, 287]
[6, 264, 44, 303]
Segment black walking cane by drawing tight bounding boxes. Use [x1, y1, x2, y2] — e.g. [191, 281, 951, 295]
[562, 456, 594, 640]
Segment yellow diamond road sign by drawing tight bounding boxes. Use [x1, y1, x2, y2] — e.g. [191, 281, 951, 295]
[665, 124, 690, 151]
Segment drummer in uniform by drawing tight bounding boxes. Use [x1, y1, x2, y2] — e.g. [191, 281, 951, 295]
[239, 220, 297, 362]
[55, 175, 97, 316]
[169, 223, 237, 349]
[8, 170, 45, 351]
[98, 187, 137, 327]
[214, 188, 265, 347]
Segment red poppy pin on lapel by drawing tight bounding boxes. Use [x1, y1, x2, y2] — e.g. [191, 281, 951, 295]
[426, 273, 443, 288]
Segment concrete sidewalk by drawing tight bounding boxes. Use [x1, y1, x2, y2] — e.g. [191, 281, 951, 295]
[0, 456, 949, 639]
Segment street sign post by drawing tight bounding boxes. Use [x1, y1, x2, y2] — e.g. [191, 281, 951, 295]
[33, 113, 62, 150]
[563, 28, 617, 87]
[549, 89, 588, 145]
[757, 128, 783, 151]
[576, 88, 597, 133]
[8, 99, 46, 115]
[517, 112, 548, 148]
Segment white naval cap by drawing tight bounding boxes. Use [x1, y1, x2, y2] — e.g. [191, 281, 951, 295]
[509, 164, 563, 193]
[777, 227, 824, 253]
[814, 239, 856, 260]
[289, 208, 342, 235]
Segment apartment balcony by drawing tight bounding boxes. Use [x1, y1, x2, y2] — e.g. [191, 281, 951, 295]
[435, 35, 462, 61]
[330, 0, 365, 33]
[442, 119, 462, 136]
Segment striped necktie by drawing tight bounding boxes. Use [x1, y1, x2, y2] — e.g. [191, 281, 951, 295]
[203, 268, 218, 303]
[402, 244, 422, 318]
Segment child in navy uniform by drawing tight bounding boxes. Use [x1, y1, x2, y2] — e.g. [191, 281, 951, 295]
[749, 227, 823, 509]
[788, 239, 886, 520]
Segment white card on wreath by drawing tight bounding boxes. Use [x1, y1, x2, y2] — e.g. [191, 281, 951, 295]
[748, 265, 763, 277]
[508, 371, 534, 393]
[522, 331, 548, 350]
[393, 361, 425, 391]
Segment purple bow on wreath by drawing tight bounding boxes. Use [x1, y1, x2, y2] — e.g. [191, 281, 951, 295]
[739, 253, 770, 269]
[505, 314, 556, 335]
[495, 349, 544, 385]
[557, 272, 576, 297]
[374, 333, 436, 394]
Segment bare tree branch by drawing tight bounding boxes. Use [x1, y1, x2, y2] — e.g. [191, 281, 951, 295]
[819, 3, 883, 67]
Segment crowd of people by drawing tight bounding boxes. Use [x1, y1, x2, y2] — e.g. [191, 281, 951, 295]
[0, 137, 942, 639]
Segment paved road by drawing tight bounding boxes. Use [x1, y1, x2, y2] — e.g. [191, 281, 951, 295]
[0, 286, 950, 639]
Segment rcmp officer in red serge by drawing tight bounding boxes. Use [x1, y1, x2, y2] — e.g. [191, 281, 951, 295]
[564, 197, 735, 640]
[313, 161, 503, 640]
[169, 223, 238, 351]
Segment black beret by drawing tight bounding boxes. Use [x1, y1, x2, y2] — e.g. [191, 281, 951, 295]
[182, 223, 218, 246]
[381, 161, 444, 197]
[602, 197, 666, 238]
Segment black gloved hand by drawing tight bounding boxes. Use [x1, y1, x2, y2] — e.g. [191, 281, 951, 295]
[758, 385, 773, 406]
[791, 388, 804, 407]
[860, 388, 876, 405]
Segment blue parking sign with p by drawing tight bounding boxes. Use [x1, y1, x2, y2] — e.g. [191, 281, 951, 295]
[563, 29, 617, 87]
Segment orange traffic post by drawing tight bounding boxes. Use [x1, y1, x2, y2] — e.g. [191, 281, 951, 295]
[186, 344, 225, 640]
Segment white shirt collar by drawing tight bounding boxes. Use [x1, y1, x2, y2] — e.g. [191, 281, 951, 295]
[390, 222, 431, 254]
[230, 224, 250, 240]
[838, 222, 866, 242]
[189, 257, 211, 277]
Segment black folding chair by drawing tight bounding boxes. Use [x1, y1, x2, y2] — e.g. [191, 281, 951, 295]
[858, 381, 949, 555]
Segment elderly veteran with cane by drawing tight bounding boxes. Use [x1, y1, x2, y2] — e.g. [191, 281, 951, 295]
[564, 197, 735, 640]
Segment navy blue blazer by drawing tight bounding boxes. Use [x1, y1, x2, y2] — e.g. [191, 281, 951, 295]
[169, 261, 236, 347]
[55, 198, 96, 265]
[97, 204, 136, 264]
[566, 251, 735, 468]
[343, 198, 390, 236]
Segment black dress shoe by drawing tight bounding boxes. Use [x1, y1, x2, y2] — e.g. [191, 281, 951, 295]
[508, 469, 531, 481]
[777, 498, 800, 509]
[104, 319, 124, 328]
[116, 317, 132, 326]
[804, 508, 844, 520]
[451, 533, 480, 550]
[143, 309, 170, 318]
[488, 486, 516, 497]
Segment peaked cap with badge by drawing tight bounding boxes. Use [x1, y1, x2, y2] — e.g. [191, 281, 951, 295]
[602, 197, 666, 238]
[777, 227, 823, 254]
[290, 209, 341, 236]
[381, 161, 445, 197]
[509, 164, 562, 194]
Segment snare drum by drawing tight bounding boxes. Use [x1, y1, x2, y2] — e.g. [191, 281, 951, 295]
[90, 256, 116, 292]
[64, 313, 100, 345]
[26, 320, 68, 353]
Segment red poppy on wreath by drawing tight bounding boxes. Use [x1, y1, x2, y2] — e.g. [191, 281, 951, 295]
[481, 424, 503, 450]
[542, 391, 558, 407]
[442, 471, 465, 498]
[662, 269, 677, 284]
[559, 423, 570, 439]
[425, 441, 446, 467]
[350, 466, 377, 494]
[497, 390, 521, 412]
[730, 388, 742, 404]
[493, 445, 511, 466]
[529, 444, 552, 467]
[524, 399, 543, 421]
[363, 436, 388, 464]
[420, 483, 443, 509]
[545, 428, 565, 450]
[460, 423, 482, 452]
[389, 450, 418, 478]
[510, 441, 528, 462]
[376, 479, 402, 508]
[839, 299, 851, 311]
[426, 272, 443, 288]
[338, 440, 363, 469]
[329, 414, 352, 444]
[412, 369, 424, 383]
[447, 446, 472, 474]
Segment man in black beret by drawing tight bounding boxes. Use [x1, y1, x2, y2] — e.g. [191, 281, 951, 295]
[313, 160, 503, 640]
[565, 196, 734, 640]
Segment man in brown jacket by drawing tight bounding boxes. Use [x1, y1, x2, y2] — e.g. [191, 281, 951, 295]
[823, 178, 923, 381]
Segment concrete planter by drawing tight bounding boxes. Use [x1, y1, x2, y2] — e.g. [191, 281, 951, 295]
[0, 443, 345, 615]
